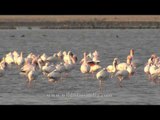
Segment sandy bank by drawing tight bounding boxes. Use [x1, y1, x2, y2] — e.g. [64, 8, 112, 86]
[1, 15, 160, 29]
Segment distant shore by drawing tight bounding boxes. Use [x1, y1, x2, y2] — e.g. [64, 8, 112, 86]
[1, 15, 160, 29]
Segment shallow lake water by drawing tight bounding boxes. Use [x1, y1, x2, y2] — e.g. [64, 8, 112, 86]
[0, 29, 160, 105]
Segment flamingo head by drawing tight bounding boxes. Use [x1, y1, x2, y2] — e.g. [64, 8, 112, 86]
[130, 48, 135, 56]
[93, 50, 99, 57]
[68, 51, 74, 57]
[113, 58, 118, 66]
[151, 53, 157, 59]
[72, 55, 78, 63]
[127, 55, 132, 64]
[83, 52, 87, 56]
[62, 51, 67, 56]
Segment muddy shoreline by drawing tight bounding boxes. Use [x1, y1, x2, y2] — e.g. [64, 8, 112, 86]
[1, 15, 160, 29]
[0, 21, 160, 29]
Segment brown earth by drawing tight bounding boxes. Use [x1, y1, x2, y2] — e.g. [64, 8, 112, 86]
[0, 15, 160, 28]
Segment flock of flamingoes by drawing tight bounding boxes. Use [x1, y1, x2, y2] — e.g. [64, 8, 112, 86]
[0, 48, 160, 88]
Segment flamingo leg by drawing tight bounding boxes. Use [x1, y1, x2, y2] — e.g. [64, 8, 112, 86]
[119, 81, 122, 88]
[92, 72, 95, 78]
[128, 74, 131, 79]
[64, 72, 69, 77]
[147, 74, 151, 80]
[99, 79, 105, 95]
[118, 77, 123, 88]
[110, 73, 114, 79]
[48, 79, 54, 84]
[27, 80, 32, 88]
[150, 76, 154, 81]
[120, 82, 123, 88]
[153, 78, 158, 84]
[31, 80, 36, 88]
[99, 80, 103, 94]
[157, 76, 160, 85]
[85, 74, 90, 80]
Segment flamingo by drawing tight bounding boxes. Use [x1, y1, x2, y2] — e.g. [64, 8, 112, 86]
[16, 52, 24, 66]
[0, 59, 7, 77]
[115, 56, 135, 87]
[42, 62, 55, 76]
[55, 62, 66, 73]
[149, 65, 160, 83]
[71, 54, 78, 64]
[96, 68, 110, 91]
[63, 51, 69, 63]
[5, 52, 14, 65]
[92, 50, 100, 64]
[27, 67, 38, 87]
[13, 51, 19, 64]
[106, 58, 118, 78]
[57, 51, 63, 60]
[96, 68, 110, 81]
[64, 55, 76, 76]
[46, 54, 59, 64]
[80, 52, 90, 74]
[40, 53, 48, 62]
[20, 57, 38, 75]
[116, 55, 132, 71]
[47, 69, 61, 83]
[115, 70, 130, 87]
[129, 49, 143, 68]
[88, 62, 102, 77]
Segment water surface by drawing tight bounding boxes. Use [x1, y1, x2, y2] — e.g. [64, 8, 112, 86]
[0, 29, 160, 105]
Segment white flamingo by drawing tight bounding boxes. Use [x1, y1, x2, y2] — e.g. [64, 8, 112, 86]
[116, 55, 132, 71]
[16, 52, 24, 66]
[129, 49, 143, 68]
[0, 59, 7, 77]
[96, 68, 110, 81]
[64, 55, 76, 76]
[20, 58, 38, 75]
[57, 51, 63, 60]
[63, 51, 68, 63]
[106, 58, 118, 78]
[55, 62, 66, 73]
[5, 52, 14, 65]
[88, 61, 102, 77]
[27, 67, 38, 87]
[80, 52, 90, 74]
[13, 51, 19, 64]
[92, 50, 100, 64]
[47, 69, 61, 83]
[40, 53, 48, 62]
[96, 68, 110, 91]
[46, 54, 59, 64]
[144, 57, 153, 79]
[42, 62, 55, 76]
[115, 70, 130, 87]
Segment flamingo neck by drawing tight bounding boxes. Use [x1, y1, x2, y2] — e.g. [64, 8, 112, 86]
[127, 59, 131, 65]
[130, 49, 134, 57]
[68, 56, 72, 64]
[130, 53, 134, 57]
[83, 54, 88, 64]
[20, 52, 23, 58]
[113, 61, 117, 72]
